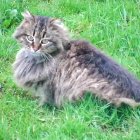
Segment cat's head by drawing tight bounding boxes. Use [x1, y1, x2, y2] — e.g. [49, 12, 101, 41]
[13, 11, 70, 56]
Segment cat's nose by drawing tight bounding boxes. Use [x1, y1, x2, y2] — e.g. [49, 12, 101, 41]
[32, 46, 41, 52]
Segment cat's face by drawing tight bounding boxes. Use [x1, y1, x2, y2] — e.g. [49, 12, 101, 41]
[13, 11, 69, 56]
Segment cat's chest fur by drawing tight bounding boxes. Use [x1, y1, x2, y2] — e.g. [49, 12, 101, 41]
[13, 49, 54, 87]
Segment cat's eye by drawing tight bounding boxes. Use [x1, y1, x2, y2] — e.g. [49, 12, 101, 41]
[40, 38, 50, 45]
[26, 35, 34, 42]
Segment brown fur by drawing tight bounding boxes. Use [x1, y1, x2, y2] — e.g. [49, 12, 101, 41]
[12, 11, 140, 107]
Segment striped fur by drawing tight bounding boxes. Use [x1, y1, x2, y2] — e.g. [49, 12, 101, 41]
[12, 11, 140, 107]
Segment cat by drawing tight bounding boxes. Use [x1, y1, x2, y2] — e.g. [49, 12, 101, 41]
[12, 11, 140, 107]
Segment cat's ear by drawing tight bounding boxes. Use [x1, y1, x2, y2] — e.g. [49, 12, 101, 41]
[21, 10, 35, 28]
[21, 10, 35, 22]
[50, 18, 65, 28]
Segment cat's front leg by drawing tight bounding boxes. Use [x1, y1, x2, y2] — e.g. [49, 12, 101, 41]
[34, 86, 55, 107]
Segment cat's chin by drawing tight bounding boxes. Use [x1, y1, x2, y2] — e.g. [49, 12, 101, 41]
[28, 49, 50, 58]
[24, 48, 43, 57]
[30, 51, 43, 57]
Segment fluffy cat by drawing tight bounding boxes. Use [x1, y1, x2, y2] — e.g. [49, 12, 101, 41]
[12, 11, 140, 107]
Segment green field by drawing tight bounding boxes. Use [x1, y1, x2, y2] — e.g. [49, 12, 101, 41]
[0, 0, 140, 139]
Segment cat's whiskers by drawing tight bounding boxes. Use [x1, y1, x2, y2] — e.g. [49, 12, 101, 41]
[46, 53, 54, 60]
[39, 52, 53, 63]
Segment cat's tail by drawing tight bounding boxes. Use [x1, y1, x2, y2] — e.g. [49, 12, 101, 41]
[115, 82, 140, 108]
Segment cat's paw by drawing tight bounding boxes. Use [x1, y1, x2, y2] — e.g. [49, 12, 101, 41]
[38, 98, 47, 107]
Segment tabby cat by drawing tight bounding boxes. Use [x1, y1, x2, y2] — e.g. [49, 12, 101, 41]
[12, 11, 140, 107]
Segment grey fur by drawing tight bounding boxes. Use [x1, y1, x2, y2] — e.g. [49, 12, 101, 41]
[12, 11, 140, 107]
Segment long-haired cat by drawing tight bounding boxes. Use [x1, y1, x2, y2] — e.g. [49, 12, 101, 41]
[12, 11, 140, 107]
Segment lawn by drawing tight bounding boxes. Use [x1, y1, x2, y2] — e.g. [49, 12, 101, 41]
[0, 0, 140, 139]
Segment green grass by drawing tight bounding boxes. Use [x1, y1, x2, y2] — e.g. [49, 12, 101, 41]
[0, 0, 140, 139]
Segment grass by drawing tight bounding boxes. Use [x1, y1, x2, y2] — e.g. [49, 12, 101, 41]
[0, 0, 140, 139]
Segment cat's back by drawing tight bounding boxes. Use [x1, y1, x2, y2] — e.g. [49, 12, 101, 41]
[65, 40, 140, 102]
